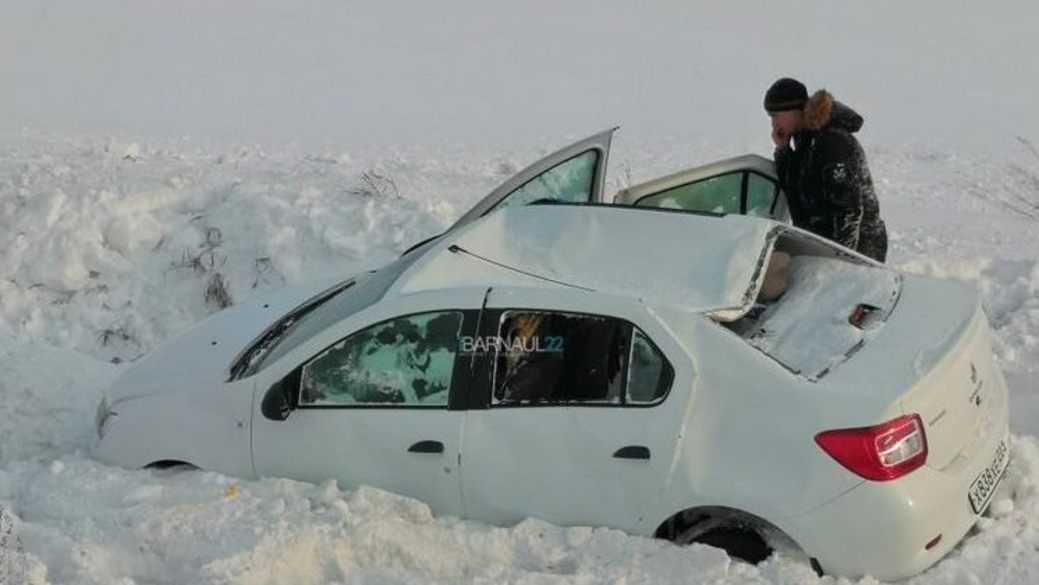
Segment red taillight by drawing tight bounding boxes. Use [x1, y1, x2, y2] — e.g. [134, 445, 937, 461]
[815, 414, 928, 481]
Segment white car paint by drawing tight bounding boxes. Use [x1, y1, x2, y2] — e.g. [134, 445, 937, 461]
[248, 287, 490, 518]
[458, 285, 694, 531]
[92, 131, 1010, 581]
[104, 272, 353, 404]
[407, 205, 778, 319]
[636, 261, 1008, 579]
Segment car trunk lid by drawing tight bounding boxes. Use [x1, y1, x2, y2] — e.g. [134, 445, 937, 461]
[896, 293, 1007, 472]
[825, 273, 1006, 472]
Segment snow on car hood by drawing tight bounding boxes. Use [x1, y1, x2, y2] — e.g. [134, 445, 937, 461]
[106, 272, 353, 404]
[401, 205, 776, 317]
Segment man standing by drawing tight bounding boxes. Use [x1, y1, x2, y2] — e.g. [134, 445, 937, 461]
[764, 78, 888, 262]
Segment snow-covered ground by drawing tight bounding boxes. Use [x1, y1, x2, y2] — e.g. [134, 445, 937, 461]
[1, 131, 1038, 585]
[3, 0, 1039, 582]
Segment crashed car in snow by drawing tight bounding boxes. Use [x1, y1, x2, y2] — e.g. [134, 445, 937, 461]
[93, 130, 1010, 580]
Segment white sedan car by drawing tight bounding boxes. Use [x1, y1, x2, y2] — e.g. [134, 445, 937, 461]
[93, 130, 1010, 580]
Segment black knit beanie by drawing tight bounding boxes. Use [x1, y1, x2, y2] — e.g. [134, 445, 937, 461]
[764, 78, 808, 113]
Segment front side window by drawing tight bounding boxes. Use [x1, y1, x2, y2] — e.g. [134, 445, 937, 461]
[492, 150, 598, 212]
[491, 310, 672, 406]
[299, 311, 463, 407]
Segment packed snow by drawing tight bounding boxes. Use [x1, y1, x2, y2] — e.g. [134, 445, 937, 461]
[2, 129, 1038, 585]
[3, 0, 1039, 583]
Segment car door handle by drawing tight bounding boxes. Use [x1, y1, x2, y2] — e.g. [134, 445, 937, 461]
[408, 440, 444, 454]
[613, 446, 650, 460]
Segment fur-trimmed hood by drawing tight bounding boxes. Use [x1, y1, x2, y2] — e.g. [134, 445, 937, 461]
[802, 90, 864, 133]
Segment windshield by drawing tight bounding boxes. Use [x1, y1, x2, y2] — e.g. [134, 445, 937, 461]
[231, 244, 431, 379]
[228, 279, 357, 380]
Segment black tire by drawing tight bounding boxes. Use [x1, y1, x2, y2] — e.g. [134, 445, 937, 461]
[693, 526, 772, 565]
[146, 461, 198, 474]
[675, 519, 773, 565]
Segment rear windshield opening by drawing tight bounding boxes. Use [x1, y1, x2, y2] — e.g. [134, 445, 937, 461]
[722, 239, 902, 380]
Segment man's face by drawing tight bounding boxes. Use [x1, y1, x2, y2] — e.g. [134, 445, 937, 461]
[769, 109, 803, 138]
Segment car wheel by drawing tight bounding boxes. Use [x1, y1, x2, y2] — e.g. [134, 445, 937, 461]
[145, 460, 198, 474]
[676, 519, 773, 565]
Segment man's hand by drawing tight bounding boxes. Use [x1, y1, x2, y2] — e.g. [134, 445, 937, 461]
[772, 128, 791, 149]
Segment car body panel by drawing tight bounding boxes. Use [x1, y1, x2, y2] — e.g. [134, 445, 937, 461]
[107, 272, 352, 404]
[824, 274, 993, 437]
[94, 274, 355, 473]
[639, 308, 888, 535]
[789, 420, 1009, 580]
[402, 204, 778, 320]
[898, 305, 1006, 472]
[248, 288, 489, 517]
[252, 408, 468, 516]
[93, 376, 256, 477]
[458, 286, 694, 531]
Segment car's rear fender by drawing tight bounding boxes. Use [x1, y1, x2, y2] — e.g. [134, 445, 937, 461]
[787, 414, 1010, 580]
[652, 504, 809, 558]
[650, 316, 880, 519]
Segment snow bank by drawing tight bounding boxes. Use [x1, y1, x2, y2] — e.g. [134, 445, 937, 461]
[2, 132, 1039, 584]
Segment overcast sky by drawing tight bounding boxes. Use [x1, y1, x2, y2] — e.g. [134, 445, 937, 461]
[2, 1, 1035, 151]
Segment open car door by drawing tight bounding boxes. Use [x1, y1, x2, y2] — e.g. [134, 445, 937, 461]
[613, 154, 791, 223]
[447, 128, 615, 232]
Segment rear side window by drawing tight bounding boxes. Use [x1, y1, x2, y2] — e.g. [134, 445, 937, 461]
[490, 310, 672, 406]
[627, 329, 670, 403]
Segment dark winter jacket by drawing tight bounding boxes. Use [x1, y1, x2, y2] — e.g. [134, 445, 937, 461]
[774, 90, 888, 262]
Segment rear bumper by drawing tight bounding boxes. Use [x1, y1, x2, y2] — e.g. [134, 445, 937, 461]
[790, 419, 1010, 581]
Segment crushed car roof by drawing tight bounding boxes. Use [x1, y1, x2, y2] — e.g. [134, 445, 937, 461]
[395, 204, 779, 316]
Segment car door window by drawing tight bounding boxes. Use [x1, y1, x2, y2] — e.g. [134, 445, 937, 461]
[299, 311, 463, 407]
[490, 150, 599, 213]
[633, 171, 779, 218]
[490, 310, 672, 406]
[627, 329, 671, 404]
[746, 173, 779, 217]
[446, 130, 613, 232]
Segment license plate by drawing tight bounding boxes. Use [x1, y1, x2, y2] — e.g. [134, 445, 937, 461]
[968, 439, 1009, 514]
